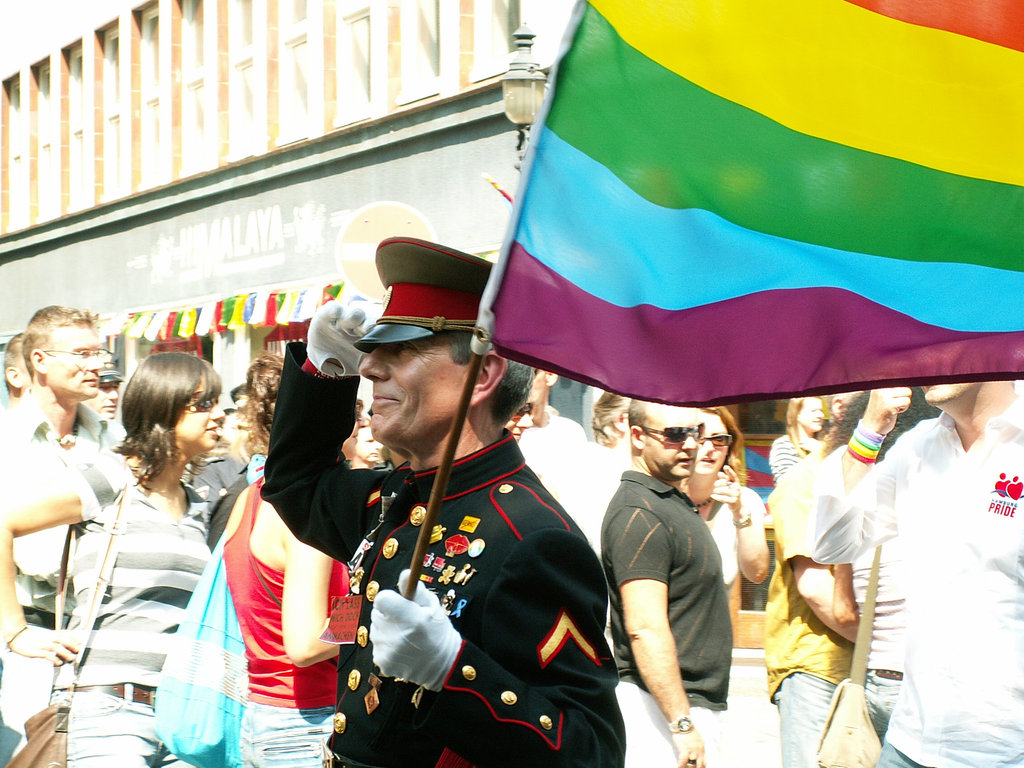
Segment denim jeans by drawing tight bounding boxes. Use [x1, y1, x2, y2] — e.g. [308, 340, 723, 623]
[864, 671, 902, 742]
[66, 689, 184, 768]
[771, 672, 838, 768]
[240, 700, 334, 768]
[877, 740, 930, 768]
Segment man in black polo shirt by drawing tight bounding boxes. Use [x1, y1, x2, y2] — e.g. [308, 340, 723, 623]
[602, 399, 732, 768]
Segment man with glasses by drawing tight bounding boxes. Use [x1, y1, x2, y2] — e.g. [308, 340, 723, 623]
[601, 400, 732, 768]
[0, 305, 124, 761]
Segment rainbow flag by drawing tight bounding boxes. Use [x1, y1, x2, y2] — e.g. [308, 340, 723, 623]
[480, 0, 1024, 405]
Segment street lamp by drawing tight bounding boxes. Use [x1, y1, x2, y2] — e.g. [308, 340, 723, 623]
[502, 25, 547, 167]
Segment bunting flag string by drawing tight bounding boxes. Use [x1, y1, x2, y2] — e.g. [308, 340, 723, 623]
[104, 279, 347, 340]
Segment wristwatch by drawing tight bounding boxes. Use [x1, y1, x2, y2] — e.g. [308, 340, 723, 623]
[668, 714, 694, 734]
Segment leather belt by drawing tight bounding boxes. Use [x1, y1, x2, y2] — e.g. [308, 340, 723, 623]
[871, 669, 904, 681]
[324, 753, 387, 768]
[74, 683, 157, 706]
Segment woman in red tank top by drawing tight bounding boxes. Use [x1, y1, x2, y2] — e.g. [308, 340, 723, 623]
[220, 354, 349, 768]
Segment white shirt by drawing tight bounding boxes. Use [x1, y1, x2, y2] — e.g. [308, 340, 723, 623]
[519, 415, 607, 551]
[518, 412, 588, 481]
[811, 401, 1024, 768]
[851, 540, 906, 674]
[0, 398, 121, 613]
[554, 441, 631, 554]
[707, 487, 767, 590]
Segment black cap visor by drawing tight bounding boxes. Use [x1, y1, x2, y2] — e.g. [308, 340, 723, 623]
[354, 322, 435, 352]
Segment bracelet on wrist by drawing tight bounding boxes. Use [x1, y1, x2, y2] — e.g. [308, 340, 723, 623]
[733, 512, 753, 528]
[847, 420, 885, 464]
[4, 625, 28, 646]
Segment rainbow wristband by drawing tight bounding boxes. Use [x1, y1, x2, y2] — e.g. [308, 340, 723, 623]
[847, 421, 885, 464]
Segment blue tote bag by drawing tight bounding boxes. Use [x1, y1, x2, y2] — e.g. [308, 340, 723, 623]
[156, 537, 247, 768]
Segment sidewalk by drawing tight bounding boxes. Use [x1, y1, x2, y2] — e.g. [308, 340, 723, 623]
[719, 649, 781, 768]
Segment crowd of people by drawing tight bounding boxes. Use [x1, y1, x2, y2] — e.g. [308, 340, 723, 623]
[0, 235, 1020, 768]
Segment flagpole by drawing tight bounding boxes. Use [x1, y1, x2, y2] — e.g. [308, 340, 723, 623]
[402, 329, 489, 599]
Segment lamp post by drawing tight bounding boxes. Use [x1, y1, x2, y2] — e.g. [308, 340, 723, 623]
[501, 25, 547, 169]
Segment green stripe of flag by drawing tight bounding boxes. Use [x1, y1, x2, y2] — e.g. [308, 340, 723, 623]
[546, 6, 1024, 271]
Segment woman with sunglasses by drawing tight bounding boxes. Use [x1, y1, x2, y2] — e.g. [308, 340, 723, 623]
[685, 407, 770, 589]
[0, 352, 223, 767]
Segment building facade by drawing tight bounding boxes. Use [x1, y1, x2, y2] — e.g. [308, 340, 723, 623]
[1, 1, 795, 650]
[0, 0, 572, 388]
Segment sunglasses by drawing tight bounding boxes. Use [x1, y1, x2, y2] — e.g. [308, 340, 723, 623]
[184, 397, 218, 413]
[701, 433, 734, 447]
[641, 425, 704, 444]
[510, 401, 534, 422]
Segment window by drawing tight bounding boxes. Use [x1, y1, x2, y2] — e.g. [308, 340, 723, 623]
[102, 26, 123, 198]
[398, 0, 457, 104]
[336, 0, 385, 124]
[35, 62, 58, 220]
[67, 45, 88, 210]
[181, 0, 211, 173]
[5, 76, 28, 228]
[140, 7, 162, 187]
[230, 0, 264, 157]
[470, 0, 519, 81]
[278, 0, 310, 141]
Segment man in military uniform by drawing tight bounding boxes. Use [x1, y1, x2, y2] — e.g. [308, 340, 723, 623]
[262, 237, 625, 768]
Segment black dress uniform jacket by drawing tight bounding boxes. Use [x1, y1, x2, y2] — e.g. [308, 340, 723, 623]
[262, 344, 625, 768]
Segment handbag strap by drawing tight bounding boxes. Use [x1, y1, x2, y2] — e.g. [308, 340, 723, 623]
[67, 482, 133, 681]
[245, 482, 282, 609]
[849, 546, 883, 686]
[54, 526, 75, 631]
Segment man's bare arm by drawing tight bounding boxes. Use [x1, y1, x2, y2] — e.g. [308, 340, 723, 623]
[792, 556, 858, 642]
[621, 578, 707, 768]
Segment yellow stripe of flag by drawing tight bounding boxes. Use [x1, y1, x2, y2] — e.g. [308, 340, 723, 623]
[593, 0, 1024, 186]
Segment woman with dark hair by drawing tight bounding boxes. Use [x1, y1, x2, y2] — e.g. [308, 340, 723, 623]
[686, 406, 770, 588]
[0, 352, 223, 767]
[221, 352, 348, 768]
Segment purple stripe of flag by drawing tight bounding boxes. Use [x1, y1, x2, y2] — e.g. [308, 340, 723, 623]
[492, 243, 1024, 405]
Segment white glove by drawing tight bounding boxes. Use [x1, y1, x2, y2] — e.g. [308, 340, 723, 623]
[371, 570, 462, 691]
[307, 301, 375, 377]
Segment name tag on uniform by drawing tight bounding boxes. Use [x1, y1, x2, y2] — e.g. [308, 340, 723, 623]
[319, 595, 363, 644]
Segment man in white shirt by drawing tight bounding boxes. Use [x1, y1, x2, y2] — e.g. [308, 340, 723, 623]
[515, 370, 588, 470]
[811, 382, 1024, 768]
[0, 306, 123, 761]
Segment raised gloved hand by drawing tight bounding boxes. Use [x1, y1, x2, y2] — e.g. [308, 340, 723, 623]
[370, 570, 462, 691]
[71, 452, 130, 519]
[306, 301, 375, 377]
